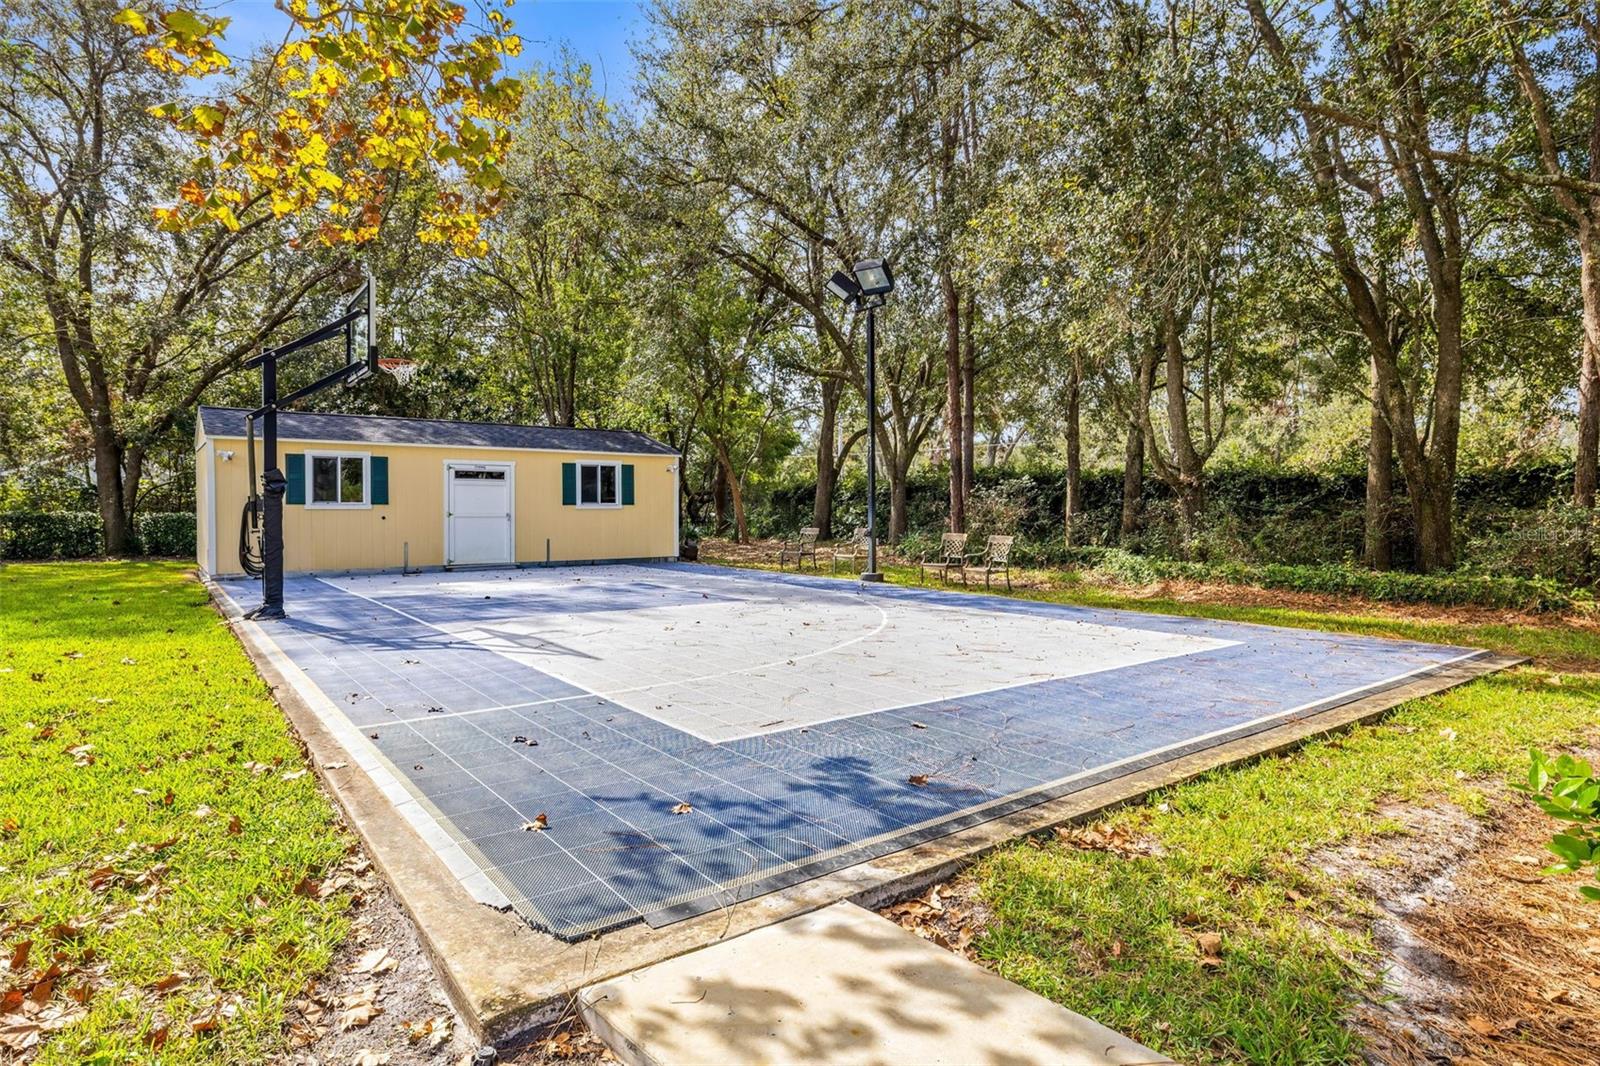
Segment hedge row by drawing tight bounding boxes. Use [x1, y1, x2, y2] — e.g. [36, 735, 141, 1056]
[1051, 545, 1586, 612]
[0, 511, 196, 560]
[759, 461, 1577, 541]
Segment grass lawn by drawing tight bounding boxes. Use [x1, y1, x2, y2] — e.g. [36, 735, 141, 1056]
[0, 562, 354, 1063]
[710, 547, 1600, 1063]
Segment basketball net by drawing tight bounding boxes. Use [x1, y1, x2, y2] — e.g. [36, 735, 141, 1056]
[377, 357, 420, 386]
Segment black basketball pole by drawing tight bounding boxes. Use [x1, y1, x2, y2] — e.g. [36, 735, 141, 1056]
[252, 348, 287, 619]
[862, 305, 883, 582]
[241, 292, 374, 620]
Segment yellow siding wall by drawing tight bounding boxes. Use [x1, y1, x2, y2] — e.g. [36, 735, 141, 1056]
[194, 433, 211, 575]
[200, 432, 677, 576]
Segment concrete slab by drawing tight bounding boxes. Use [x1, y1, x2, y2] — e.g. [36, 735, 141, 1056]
[206, 573, 1520, 1045]
[580, 901, 1173, 1066]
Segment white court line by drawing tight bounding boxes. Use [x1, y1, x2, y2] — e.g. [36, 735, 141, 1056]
[320, 575, 893, 727]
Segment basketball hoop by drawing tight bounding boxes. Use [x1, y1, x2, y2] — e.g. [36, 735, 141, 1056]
[377, 357, 420, 386]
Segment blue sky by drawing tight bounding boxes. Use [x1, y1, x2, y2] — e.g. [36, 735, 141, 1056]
[217, 0, 647, 99]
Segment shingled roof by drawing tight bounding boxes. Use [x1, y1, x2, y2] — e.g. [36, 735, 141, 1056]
[198, 406, 678, 456]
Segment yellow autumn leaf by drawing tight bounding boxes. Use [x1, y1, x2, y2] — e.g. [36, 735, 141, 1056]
[306, 167, 344, 192]
[210, 204, 240, 231]
[113, 8, 149, 33]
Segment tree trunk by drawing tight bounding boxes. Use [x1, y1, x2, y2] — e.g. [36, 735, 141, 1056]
[962, 290, 977, 502]
[93, 430, 132, 556]
[813, 379, 839, 536]
[714, 440, 749, 543]
[1577, 227, 1600, 508]
[1161, 306, 1206, 537]
[888, 462, 910, 542]
[711, 461, 728, 534]
[942, 271, 966, 533]
[1364, 360, 1393, 570]
[1063, 358, 1082, 547]
[1119, 420, 1144, 540]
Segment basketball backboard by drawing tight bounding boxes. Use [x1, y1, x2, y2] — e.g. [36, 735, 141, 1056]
[343, 269, 378, 384]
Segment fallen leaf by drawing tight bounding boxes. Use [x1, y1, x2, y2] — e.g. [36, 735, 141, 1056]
[1465, 1014, 1501, 1037]
[7, 941, 30, 972]
[323, 762, 348, 770]
[227, 815, 242, 836]
[191, 805, 213, 820]
[910, 721, 927, 729]
[671, 802, 693, 815]
[0, 1019, 41, 1053]
[350, 948, 396, 976]
[338, 986, 382, 1030]
[402, 1015, 452, 1048]
[908, 774, 929, 786]
[281, 769, 307, 781]
[522, 813, 549, 832]
[152, 972, 187, 992]
[351, 1051, 390, 1066]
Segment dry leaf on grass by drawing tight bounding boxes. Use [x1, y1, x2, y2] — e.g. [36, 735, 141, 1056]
[1195, 932, 1223, 967]
[151, 972, 187, 992]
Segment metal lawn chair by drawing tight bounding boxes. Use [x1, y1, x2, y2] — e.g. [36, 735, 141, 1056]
[918, 532, 969, 584]
[829, 527, 872, 574]
[968, 534, 1015, 590]
[778, 527, 820, 570]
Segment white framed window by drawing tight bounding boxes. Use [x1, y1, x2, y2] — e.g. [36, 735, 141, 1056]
[307, 451, 370, 508]
[577, 461, 621, 507]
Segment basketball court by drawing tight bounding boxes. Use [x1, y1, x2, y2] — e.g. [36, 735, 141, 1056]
[210, 562, 1498, 942]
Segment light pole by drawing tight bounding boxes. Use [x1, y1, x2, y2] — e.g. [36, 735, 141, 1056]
[826, 259, 895, 582]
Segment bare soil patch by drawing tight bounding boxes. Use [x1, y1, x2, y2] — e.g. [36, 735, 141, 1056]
[274, 839, 609, 1066]
[1325, 786, 1600, 1066]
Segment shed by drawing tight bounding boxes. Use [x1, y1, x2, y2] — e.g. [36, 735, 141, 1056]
[195, 406, 680, 577]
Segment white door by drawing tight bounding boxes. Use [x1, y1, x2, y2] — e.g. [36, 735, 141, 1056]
[446, 464, 513, 566]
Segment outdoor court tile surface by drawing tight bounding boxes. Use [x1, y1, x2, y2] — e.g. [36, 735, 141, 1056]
[220, 563, 1487, 940]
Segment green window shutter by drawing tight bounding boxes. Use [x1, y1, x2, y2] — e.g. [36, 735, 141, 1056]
[370, 456, 389, 505]
[561, 462, 577, 505]
[621, 463, 635, 505]
[285, 453, 305, 505]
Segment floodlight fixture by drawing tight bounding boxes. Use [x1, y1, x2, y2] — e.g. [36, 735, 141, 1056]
[826, 270, 861, 303]
[852, 259, 894, 297]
